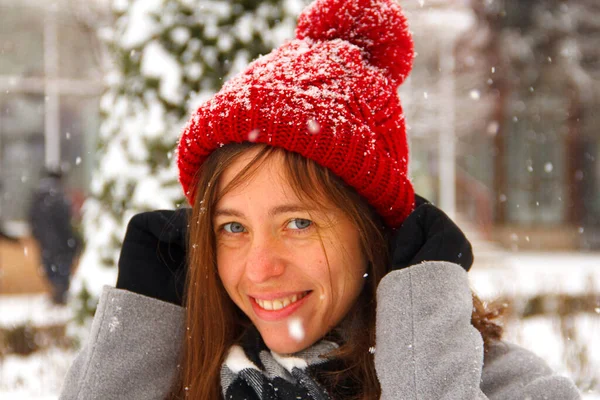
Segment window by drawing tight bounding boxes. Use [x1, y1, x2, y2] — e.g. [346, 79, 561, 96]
[504, 86, 568, 225]
[0, 2, 107, 233]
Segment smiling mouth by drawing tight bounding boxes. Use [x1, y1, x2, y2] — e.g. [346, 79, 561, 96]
[253, 291, 310, 311]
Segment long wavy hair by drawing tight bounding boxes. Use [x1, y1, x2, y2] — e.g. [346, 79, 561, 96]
[170, 143, 503, 399]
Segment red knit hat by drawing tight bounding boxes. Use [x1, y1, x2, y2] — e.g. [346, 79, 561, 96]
[177, 0, 415, 228]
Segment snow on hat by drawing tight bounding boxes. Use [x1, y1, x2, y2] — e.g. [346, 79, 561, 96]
[177, 0, 415, 228]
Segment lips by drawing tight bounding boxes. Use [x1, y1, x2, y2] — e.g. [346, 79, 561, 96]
[253, 291, 309, 311]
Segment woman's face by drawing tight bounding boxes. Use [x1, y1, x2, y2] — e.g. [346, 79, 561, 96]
[214, 148, 367, 354]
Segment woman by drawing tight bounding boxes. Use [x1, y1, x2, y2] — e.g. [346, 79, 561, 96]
[60, 0, 581, 399]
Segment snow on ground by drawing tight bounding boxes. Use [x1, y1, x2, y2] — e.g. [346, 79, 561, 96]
[502, 314, 600, 384]
[1, 252, 599, 399]
[0, 294, 73, 327]
[0, 348, 78, 399]
[0, 295, 78, 399]
[470, 252, 600, 298]
[469, 251, 600, 398]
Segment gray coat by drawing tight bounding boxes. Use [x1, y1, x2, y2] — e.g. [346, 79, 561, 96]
[59, 262, 581, 399]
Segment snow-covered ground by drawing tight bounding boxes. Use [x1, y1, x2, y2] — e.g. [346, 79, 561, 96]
[0, 295, 79, 399]
[1, 252, 599, 399]
[0, 294, 73, 327]
[470, 251, 600, 399]
[1, 348, 78, 400]
[471, 252, 600, 298]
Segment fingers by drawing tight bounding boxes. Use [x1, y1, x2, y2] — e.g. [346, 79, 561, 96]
[155, 209, 190, 245]
[168, 208, 190, 244]
[390, 205, 428, 269]
[118, 210, 189, 306]
[146, 210, 176, 241]
[128, 210, 189, 245]
[390, 200, 474, 271]
[124, 212, 156, 244]
[423, 204, 474, 270]
[414, 194, 430, 208]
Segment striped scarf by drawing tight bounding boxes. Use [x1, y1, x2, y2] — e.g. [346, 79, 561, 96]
[220, 328, 339, 399]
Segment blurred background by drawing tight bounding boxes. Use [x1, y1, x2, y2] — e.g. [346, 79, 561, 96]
[0, 0, 598, 398]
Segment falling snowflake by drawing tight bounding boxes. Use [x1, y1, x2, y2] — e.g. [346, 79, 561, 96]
[469, 89, 481, 100]
[288, 317, 305, 341]
[109, 316, 120, 333]
[307, 119, 320, 134]
[247, 129, 261, 142]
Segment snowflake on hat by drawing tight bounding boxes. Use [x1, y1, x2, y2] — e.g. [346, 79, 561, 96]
[177, 0, 415, 228]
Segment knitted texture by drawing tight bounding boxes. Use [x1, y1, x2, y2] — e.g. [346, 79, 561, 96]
[177, 0, 415, 227]
[220, 327, 339, 399]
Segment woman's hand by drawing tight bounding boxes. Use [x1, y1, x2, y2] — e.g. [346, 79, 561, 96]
[389, 195, 473, 271]
[116, 209, 190, 305]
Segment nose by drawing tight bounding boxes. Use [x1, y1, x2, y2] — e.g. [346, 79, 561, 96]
[244, 231, 286, 284]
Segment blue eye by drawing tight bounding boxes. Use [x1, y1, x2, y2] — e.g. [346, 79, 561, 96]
[223, 222, 246, 233]
[287, 218, 312, 230]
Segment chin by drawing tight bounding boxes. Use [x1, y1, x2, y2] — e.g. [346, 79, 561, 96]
[262, 333, 313, 355]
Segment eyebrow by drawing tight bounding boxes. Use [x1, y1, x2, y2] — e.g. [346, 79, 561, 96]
[214, 204, 317, 219]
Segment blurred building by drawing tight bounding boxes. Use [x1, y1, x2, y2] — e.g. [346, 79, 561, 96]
[403, 0, 600, 251]
[456, 0, 600, 250]
[0, 0, 109, 235]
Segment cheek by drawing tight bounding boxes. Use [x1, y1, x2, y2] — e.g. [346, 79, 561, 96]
[329, 244, 367, 299]
[216, 245, 241, 295]
[336, 261, 366, 295]
[295, 247, 333, 289]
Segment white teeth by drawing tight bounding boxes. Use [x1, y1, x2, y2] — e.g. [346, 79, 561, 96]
[255, 292, 307, 311]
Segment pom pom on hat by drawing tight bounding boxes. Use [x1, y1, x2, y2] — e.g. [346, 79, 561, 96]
[177, 0, 415, 228]
[296, 0, 414, 84]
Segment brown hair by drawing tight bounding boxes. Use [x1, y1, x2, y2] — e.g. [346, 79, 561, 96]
[171, 143, 503, 399]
